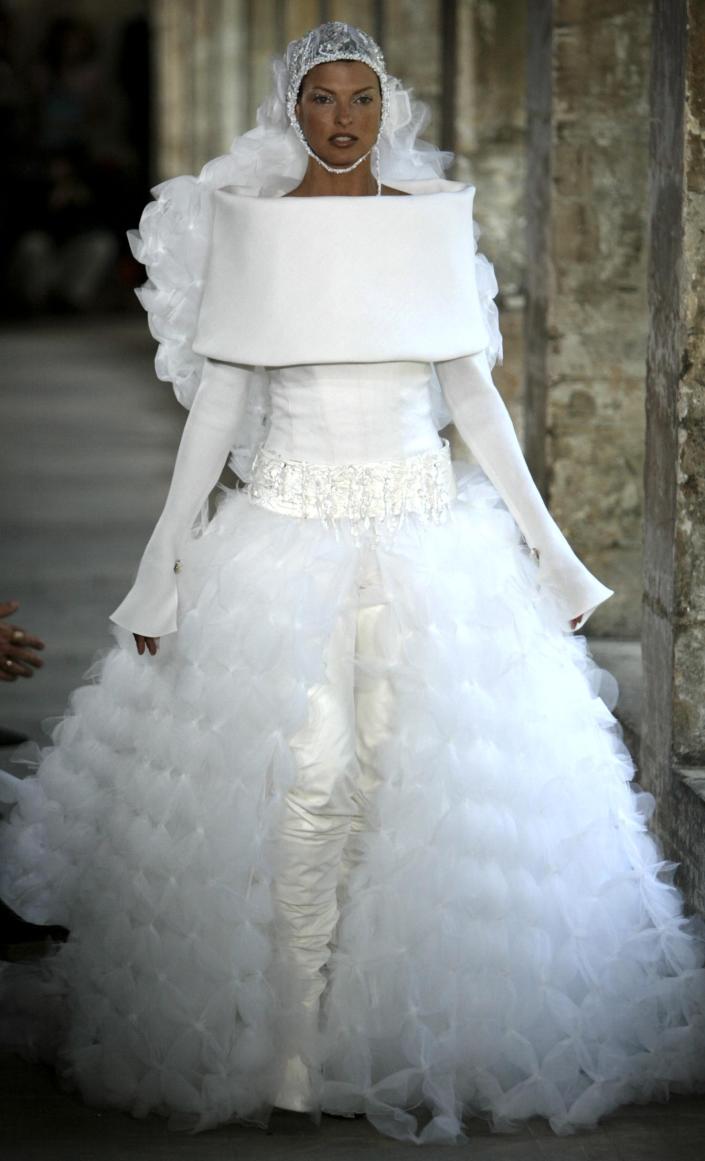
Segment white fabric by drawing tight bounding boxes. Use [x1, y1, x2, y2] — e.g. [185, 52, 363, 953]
[265, 360, 441, 461]
[110, 357, 251, 638]
[2, 470, 705, 1143]
[127, 79, 460, 413]
[436, 352, 615, 628]
[109, 358, 612, 640]
[128, 175, 501, 480]
[270, 558, 392, 1111]
[6, 33, 704, 1148]
[192, 181, 489, 367]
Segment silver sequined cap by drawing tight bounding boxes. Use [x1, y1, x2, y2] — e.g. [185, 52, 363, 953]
[285, 21, 390, 174]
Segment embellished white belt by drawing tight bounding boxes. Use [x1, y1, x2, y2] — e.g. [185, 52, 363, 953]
[247, 439, 456, 538]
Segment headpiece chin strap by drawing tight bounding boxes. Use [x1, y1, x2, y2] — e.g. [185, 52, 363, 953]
[285, 20, 389, 187]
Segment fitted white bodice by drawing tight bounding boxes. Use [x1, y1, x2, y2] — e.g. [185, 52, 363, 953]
[262, 361, 443, 464]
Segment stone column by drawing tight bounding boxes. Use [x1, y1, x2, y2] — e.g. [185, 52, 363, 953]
[524, 0, 552, 494]
[154, 0, 249, 179]
[247, 0, 279, 126]
[641, 0, 705, 914]
[283, 1, 321, 45]
[452, 0, 527, 434]
[329, 1, 378, 36]
[385, 0, 443, 136]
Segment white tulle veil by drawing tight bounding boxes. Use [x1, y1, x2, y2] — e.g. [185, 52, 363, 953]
[129, 36, 503, 482]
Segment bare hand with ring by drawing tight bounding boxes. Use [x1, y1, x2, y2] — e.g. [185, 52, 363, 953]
[0, 600, 45, 682]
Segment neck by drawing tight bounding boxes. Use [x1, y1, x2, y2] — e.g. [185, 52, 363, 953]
[296, 155, 379, 197]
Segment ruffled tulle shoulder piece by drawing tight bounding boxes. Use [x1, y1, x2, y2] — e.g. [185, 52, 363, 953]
[129, 173, 211, 411]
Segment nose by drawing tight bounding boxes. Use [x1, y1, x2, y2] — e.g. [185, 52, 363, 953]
[335, 102, 353, 126]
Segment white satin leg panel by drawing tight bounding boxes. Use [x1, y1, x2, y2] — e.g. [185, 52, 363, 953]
[338, 548, 396, 911]
[272, 588, 359, 1110]
[272, 547, 397, 1112]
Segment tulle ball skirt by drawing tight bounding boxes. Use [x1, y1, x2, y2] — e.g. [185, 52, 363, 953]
[1, 461, 704, 1145]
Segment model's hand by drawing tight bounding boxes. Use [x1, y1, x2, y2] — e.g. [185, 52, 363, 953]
[0, 600, 45, 681]
[133, 635, 159, 656]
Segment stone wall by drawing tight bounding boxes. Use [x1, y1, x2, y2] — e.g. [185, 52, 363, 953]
[452, 0, 654, 593]
[546, 1, 651, 638]
[641, 0, 705, 915]
[672, 0, 705, 772]
[455, 0, 527, 300]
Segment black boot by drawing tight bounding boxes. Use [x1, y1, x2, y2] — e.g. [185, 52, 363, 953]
[0, 727, 29, 747]
[0, 900, 69, 961]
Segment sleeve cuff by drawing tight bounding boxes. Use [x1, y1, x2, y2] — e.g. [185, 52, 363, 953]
[109, 556, 181, 638]
[538, 553, 615, 629]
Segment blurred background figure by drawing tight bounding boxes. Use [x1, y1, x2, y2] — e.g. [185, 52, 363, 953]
[0, 4, 150, 316]
[0, 599, 68, 959]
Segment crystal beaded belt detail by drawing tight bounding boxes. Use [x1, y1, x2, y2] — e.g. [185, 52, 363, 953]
[247, 438, 456, 539]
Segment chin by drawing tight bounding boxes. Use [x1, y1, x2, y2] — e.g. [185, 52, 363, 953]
[317, 145, 371, 168]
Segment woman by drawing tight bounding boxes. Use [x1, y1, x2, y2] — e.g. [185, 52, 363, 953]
[2, 21, 704, 1146]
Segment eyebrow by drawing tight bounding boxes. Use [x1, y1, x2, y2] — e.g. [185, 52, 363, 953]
[308, 85, 376, 94]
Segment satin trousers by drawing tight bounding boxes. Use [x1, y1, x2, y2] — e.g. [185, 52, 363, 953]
[271, 544, 394, 1111]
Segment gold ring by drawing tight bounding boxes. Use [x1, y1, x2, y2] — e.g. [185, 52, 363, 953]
[10, 629, 24, 643]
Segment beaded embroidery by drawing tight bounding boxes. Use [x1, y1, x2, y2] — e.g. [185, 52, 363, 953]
[248, 439, 456, 543]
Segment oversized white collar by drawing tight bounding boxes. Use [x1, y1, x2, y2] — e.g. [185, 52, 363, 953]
[193, 178, 490, 367]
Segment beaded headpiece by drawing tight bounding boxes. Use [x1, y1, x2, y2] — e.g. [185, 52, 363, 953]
[285, 21, 390, 178]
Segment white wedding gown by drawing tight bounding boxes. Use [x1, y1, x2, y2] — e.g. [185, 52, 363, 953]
[1, 358, 704, 1145]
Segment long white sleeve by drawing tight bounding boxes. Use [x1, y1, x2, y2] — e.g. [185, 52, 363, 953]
[435, 351, 614, 630]
[110, 358, 252, 638]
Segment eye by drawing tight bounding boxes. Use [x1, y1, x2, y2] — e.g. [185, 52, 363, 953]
[356, 94, 374, 104]
[311, 93, 332, 103]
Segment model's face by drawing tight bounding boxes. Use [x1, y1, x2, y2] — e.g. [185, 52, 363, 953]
[295, 59, 382, 167]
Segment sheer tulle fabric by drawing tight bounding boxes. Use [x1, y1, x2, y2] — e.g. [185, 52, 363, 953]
[2, 462, 704, 1143]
